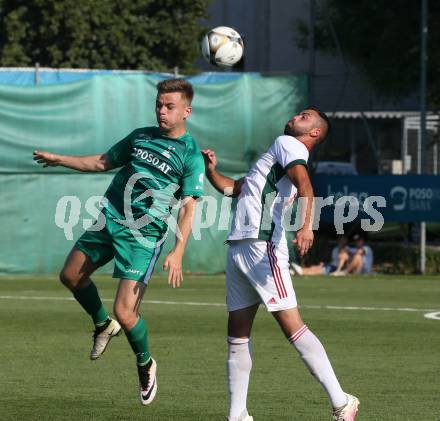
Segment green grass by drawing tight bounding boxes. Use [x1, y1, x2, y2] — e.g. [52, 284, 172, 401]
[1, 274, 439, 421]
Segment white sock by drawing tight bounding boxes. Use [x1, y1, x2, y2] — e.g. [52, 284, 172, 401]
[289, 325, 347, 409]
[227, 336, 252, 420]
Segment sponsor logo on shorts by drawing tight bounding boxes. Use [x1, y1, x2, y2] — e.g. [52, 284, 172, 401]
[126, 268, 142, 275]
[267, 297, 278, 305]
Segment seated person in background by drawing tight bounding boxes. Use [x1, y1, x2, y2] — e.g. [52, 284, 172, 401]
[290, 235, 349, 276]
[340, 233, 373, 275]
[329, 235, 350, 273]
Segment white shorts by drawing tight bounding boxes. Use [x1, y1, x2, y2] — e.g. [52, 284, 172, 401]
[226, 239, 298, 312]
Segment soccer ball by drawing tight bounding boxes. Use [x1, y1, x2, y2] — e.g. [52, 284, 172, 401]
[201, 26, 244, 68]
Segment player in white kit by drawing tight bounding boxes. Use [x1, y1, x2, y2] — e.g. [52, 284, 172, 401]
[202, 107, 359, 421]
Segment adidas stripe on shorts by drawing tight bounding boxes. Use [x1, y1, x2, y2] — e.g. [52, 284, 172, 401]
[226, 239, 298, 312]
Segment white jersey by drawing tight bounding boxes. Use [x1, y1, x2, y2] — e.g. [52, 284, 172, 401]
[227, 135, 309, 244]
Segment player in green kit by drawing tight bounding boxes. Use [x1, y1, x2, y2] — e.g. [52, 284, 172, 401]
[33, 79, 204, 406]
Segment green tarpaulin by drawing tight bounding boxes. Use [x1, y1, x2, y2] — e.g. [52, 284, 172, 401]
[0, 73, 308, 275]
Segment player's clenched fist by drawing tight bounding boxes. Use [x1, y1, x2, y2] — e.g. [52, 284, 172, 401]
[201, 149, 217, 172]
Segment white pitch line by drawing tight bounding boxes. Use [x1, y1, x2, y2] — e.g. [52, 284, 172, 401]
[0, 295, 439, 313]
[309, 305, 440, 312]
[141, 299, 225, 307]
[424, 311, 440, 320]
[0, 295, 225, 307]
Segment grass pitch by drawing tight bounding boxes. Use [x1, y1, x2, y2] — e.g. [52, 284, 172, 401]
[1, 274, 439, 421]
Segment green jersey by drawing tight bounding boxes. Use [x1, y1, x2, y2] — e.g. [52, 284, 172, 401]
[104, 126, 204, 238]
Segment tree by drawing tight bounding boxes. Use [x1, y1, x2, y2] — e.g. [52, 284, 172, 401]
[0, 0, 210, 72]
[294, 0, 440, 108]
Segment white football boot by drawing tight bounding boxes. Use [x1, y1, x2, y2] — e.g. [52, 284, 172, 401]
[333, 394, 360, 421]
[90, 318, 121, 360]
[227, 410, 254, 421]
[289, 262, 304, 276]
[138, 358, 158, 406]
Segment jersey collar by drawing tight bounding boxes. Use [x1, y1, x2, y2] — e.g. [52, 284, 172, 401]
[157, 127, 190, 141]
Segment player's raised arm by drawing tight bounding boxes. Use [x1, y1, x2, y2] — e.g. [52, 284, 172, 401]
[201, 149, 243, 196]
[287, 164, 315, 256]
[33, 150, 113, 172]
[163, 196, 198, 288]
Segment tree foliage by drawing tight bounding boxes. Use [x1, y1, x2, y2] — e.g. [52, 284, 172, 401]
[0, 0, 210, 72]
[294, 0, 440, 108]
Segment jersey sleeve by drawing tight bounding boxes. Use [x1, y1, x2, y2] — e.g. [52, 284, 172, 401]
[106, 130, 135, 168]
[181, 148, 205, 198]
[273, 136, 309, 170]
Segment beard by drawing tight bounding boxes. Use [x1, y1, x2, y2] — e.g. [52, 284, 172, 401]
[284, 124, 300, 136]
[284, 123, 309, 137]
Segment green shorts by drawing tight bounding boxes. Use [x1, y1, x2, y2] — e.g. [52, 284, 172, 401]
[75, 214, 163, 283]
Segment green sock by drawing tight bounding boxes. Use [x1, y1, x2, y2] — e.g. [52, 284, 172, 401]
[126, 316, 150, 365]
[73, 281, 109, 326]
